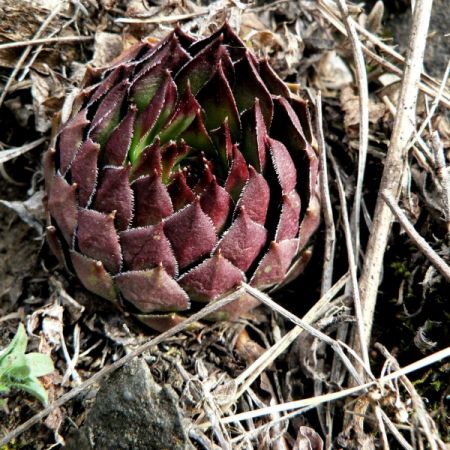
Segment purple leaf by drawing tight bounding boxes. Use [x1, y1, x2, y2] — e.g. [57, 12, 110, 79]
[200, 177, 232, 232]
[115, 267, 190, 313]
[275, 190, 301, 241]
[120, 223, 177, 276]
[224, 145, 249, 201]
[164, 199, 217, 269]
[77, 208, 122, 273]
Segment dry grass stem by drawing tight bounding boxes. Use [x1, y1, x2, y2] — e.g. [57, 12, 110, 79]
[381, 191, 450, 282]
[220, 346, 450, 425]
[0, 137, 47, 165]
[0, 35, 94, 50]
[315, 91, 336, 295]
[336, 0, 369, 265]
[356, 0, 433, 351]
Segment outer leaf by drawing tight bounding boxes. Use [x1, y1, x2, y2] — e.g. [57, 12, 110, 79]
[0, 324, 27, 365]
[11, 378, 49, 405]
[25, 353, 54, 377]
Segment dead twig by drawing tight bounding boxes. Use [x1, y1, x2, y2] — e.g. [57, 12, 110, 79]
[336, 0, 369, 265]
[0, 35, 93, 51]
[0, 138, 47, 165]
[381, 191, 450, 282]
[355, 0, 433, 352]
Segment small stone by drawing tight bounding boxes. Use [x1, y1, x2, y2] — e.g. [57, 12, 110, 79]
[65, 358, 192, 450]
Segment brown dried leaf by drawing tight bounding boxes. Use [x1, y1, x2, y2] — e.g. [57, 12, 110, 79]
[91, 32, 124, 68]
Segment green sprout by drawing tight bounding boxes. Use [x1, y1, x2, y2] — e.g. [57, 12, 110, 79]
[0, 324, 54, 407]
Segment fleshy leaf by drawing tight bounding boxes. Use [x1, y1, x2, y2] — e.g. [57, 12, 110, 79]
[215, 207, 267, 272]
[233, 53, 273, 126]
[167, 171, 196, 211]
[236, 166, 270, 225]
[103, 105, 137, 166]
[200, 177, 232, 232]
[77, 209, 122, 274]
[224, 145, 249, 201]
[240, 99, 267, 172]
[178, 251, 244, 302]
[70, 251, 117, 302]
[47, 175, 77, 244]
[275, 190, 301, 241]
[251, 239, 299, 290]
[298, 191, 320, 251]
[70, 139, 100, 208]
[164, 200, 217, 269]
[258, 58, 291, 97]
[196, 61, 240, 140]
[130, 139, 162, 181]
[93, 166, 133, 231]
[132, 174, 173, 227]
[267, 137, 297, 194]
[115, 267, 189, 313]
[120, 223, 177, 276]
[58, 109, 89, 173]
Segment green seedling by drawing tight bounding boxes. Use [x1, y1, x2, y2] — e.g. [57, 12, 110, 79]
[0, 324, 54, 406]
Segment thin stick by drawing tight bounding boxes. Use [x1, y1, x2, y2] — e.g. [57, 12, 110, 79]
[0, 35, 93, 50]
[381, 191, 450, 282]
[336, 0, 369, 264]
[356, 0, 433, 350]
[220, 346, 450, 424]
[0, 138, 46, 164]
[329, 153, 371, 370]
[0, 288, 245, 447]
[316, 91, 336, 295]
[115, 12, 205, 24]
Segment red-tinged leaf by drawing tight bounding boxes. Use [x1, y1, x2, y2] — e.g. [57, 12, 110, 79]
[58, 109, 89, 173]
[120, 223, 177, 276]
[161, 141, 190, 182]
[88, 65, 131, 106]
[267, 138, 297, 194]
[179, 108, 215, 155]
[275, 190, 301, 241]
[115, 267, 190, 313]
[90, 79, 129, 145]
[224, 145, 249, 201]
[131, 34, 190, 110]
[46, 226, 66, 266]
[175, 35, 228, 96]
[159, 83, 200, 144]
[289, 96, 314, 144]
[188, 22, 244, 57]
[173, 25, 196, 49]
[210, 119, 233, 168]
[164, 200, 217, 269]
[196, 61, 241, 140]
[70, 139, 100, 208]
[250, 239, 299, 290]
[70, 251, 118, 302]
[109, 41, 148, 68]
[136, 313, 187, 333]
[131, 73, 177, 158]
[77, 209, 122, 274]
[236, 166, 270, 224]
[258, 58, 291, 97]
[130, 139, 162, 181]
[178, 251, 244, 302]
[233, 53, 273, 126]
[215, 207, 267, 272]
[93, 166, 133, 231]
[167, 171, 196, 211]
[43, 148, 55, 193]
[298, 191, 320, 251]
[271, 97, 319, 202]
[132, 174, 173, 227]
[47, 175, 77, 244]
[240, 99, 267, 172]
[200, 177, 232, 231]
[104, 105, 137, 166]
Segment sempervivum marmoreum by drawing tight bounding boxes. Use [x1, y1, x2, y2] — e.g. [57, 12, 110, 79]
[44, 23, 320, 331]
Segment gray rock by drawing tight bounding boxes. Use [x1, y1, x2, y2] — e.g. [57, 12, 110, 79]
[65, 358, 192, 450]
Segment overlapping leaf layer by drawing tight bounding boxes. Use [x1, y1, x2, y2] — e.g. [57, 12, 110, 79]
[44, 24, 320, 330]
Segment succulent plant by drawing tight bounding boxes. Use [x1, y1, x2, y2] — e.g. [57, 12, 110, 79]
[44, 23, 320, 331]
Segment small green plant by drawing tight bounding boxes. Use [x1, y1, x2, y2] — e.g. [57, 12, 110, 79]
[0, 324, 54, 406]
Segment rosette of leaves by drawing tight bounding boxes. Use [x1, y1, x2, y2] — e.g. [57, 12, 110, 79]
[44, 24, 320, 331]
